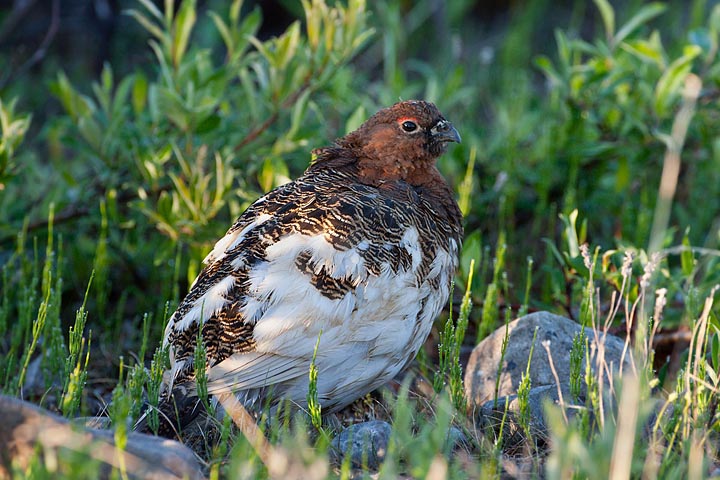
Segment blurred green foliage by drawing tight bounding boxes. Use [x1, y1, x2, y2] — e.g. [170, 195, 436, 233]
[0, 0, 719, 477]
[0, 0, 718, 365]
[0, 0, 718, 380]
[2, 0, 375, 347]
[0, 98, 31, 189]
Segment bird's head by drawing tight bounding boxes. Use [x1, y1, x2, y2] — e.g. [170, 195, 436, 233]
[334, 100, 461, 185]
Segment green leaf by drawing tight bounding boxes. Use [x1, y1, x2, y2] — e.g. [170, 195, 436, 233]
[169, 172, 201, 220]
[654, 45, 701, 117]
[209, 11, 233, 56]
[229, 0, 242, 25]
[287, 89, 311, 139]
[534, 55, 564, 88]
[593, 0, 615, 42]
[460, 230, 482, 288]
[711, 4, 720, 33]
[124, 9, 165, 41]
[258, 156, 289, 192]
[164, 0, 174, 29]
[132, 73, 148, 115]
[0, 97, 31, 184]
[50, 72, 81, 120]
[712, 330, 720, 373]
[238, 7, 262, 44]
[154, 86, 189, 130]
[620, 33, 666, 68]
[112, 75, 135, 119]
[615, 156, 630, 192]
[217, 6, 261, 62]
[136, 0, 164, 23]
[344, 105, 366, 133]
[351, 27, 374, 51]
[78, 117, 103, 151]
[247, 36, 271, 66]
[172, 0, 197, 68]
[614, 3, 666, 47]
[561, 209, 581, 259]
[275, 21, 301, 69]
[195, 113, 221, 134]
[302, 0, 321, 49]
[681, 229, 694, 277]
[554, 29, 571, 73]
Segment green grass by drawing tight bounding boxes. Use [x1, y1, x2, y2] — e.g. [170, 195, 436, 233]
[1, 0, 719, 478]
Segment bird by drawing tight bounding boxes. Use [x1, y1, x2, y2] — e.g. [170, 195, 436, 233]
[143, 100, 463, 437]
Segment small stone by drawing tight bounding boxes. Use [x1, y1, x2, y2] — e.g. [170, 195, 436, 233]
[445, 426, 469, 452]
[477, 384, 582, 438]
[331, 420, 392, 470]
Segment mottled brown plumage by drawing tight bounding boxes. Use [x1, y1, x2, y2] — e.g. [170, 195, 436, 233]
[138, 100, 463, 437]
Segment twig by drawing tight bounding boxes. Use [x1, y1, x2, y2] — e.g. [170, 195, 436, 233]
[233, 58, 336, 153]
[651, 329, 691, 348]
[233, 75, 315, 152]
[215, 392, 272, 466]
[0, 0, 60, 90]
[0, 184, 163, 245]
[0, 0, 37, 44]
[541, 340, 568, 425]
[233, 111, 281, 152]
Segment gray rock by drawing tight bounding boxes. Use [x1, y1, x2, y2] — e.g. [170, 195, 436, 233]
[464, 311, 631, 407]
[331, 420, 392, 470]
[478, 384, 581, 437]
[445, 426, 469, 452]
[0, 395, 205, 480]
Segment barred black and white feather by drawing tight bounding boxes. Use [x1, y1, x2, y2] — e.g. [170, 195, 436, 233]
[146, 100, 464, 436]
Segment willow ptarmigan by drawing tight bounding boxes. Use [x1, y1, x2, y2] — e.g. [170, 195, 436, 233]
[149, 100, 463, 435]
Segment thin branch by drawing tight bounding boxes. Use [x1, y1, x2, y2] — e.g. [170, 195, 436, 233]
[232, 74, 315, 153]
[215, 392, 272, 466]
[0, 0, 60, 90]
[542, 340, 568, 425]
[232, 58, 337, 153]
[233, 110, 280, 152]
[0, 0, 38, 44]
[0, 186, 141, 245]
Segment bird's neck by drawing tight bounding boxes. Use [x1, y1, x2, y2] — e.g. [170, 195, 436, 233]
[308, 146, 447, 191]
[355, 155, 437, 187]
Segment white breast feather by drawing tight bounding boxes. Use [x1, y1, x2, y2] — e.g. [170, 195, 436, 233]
[169, 222, 458, 412]
[203, 227, 457, 406]
[246, 232, 370, 351]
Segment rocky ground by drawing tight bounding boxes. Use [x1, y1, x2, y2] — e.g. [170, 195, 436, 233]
[0, 312, 644, 479]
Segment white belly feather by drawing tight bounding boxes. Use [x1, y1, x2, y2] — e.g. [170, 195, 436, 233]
[194, 226, 457, 411]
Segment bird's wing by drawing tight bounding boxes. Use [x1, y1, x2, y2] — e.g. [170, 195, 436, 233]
[163, 170, 461, 394]
[205, 352, 307, 393]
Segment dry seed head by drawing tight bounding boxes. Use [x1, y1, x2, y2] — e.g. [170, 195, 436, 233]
[640, 252, 662, 290]
[621, 251, 634, 279]
[580, 244, 592, 270]
[653, 288, 668, 325]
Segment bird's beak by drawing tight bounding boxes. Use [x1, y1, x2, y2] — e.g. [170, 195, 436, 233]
[431, 120, 461, 144]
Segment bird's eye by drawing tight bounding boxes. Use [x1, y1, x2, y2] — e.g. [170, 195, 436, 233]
[401, 120, 418, 132]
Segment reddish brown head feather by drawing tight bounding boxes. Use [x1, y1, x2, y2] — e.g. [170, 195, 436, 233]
[312, 100, 459, 187]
